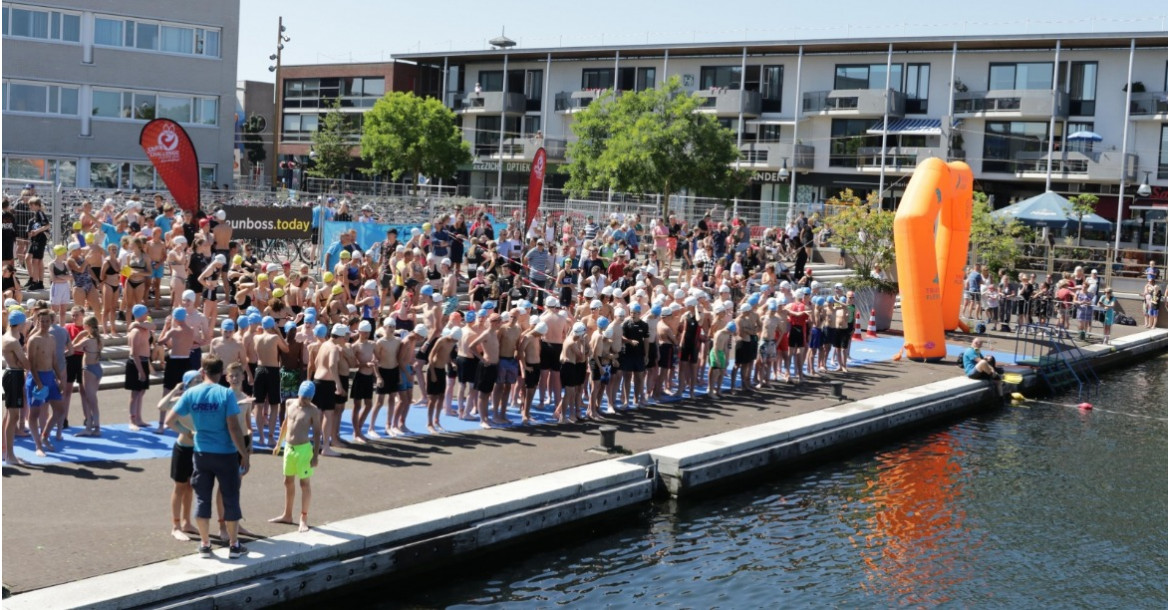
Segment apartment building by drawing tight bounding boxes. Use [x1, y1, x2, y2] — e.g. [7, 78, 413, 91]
[397, 31, 1167, 240]
[1, 1, 240, 190]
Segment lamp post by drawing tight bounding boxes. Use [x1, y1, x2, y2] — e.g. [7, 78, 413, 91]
[489, 30, 516, 203]
[269, 17, 290, 191]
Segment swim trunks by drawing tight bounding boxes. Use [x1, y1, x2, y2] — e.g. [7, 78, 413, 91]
[282, 441, 314, 480]
[708, 349, 727, 370]
[26, 370, 62, 406]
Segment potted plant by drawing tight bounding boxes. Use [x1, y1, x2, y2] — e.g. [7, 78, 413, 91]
[824, 190, 899, 330]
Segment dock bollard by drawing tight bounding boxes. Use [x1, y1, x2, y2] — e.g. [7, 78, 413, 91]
[598, 425, 618, 451]
[830, 381, 846, 401]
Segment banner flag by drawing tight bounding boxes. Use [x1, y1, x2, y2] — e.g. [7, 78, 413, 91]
[524, 147, 547, 234]
[139, 118, 200, 215]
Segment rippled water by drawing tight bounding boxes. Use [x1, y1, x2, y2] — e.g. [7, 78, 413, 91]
[355, 357, 1168, 609]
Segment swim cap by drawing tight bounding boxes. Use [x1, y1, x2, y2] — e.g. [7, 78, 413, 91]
[257, 273, 269, 283]
[545, 296, 560, 308]
[420, 285, 434, 296]
[590, 299, 602, 310]
[182, 290, 196, 303]
[214, 254, 227, 265]
[651, 305, 662, 317]
[448, 327, 463, 341]
[533, 321, 548, 335]
[274, 276, 288, 286]
[684, 296, 698, 307]
[172, 307, 187, 322]
[748, 294, 760, 307]
[632, 303, 643, 314]
[346, 304, 357, 313]
[67, 242, 80, 253]
[727, 321, 738, 333]
[232, 254, 244, 265]
[132, 304, 148, 319]
[483, 301, 496, 310]
[298, 380, 316, 399]
[464, 311, 476, 323]
[237, 315, 252, 329]
[261, 316, 276, 330]
[339, 250, 351, 260]
[7, 310, 26, 326]
[431, 293, 442, 303]
[331, 323, 349, 337]
[363, 279, 378, 291]
[284, 321, 297, 334]
[182, 370, 201, 389]
[572, 322, 586, 335]
[272, 288, 285, 299]
[246, 306, 261, 316]
[584, 288, 596, 298]
[249, 313, 262, 327]
[53, 244, 67, 256]
[323, 272, 334, 283]
[305, 310, 317, 324]
[313, 323, 328, 338]
[331, 285, 343, 295]
[597, 316, 610, 330]
[413, 325, 429, 337]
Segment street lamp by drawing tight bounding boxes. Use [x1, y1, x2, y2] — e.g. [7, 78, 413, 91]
[1137, 171, 1153, 198]
[489, 28, 515, 202]
[270, 17, 290, 190]
[777, 159, 790, 181]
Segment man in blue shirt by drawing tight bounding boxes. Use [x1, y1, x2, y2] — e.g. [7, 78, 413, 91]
[961, 337, 1003, 394]
[166, 355, 251, 559]
[963, 264, 984, 319]
[154, 203, 176, 235]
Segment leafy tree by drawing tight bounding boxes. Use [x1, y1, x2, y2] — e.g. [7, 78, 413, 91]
[563, 76, 747, 218]
[969, 191, 1030, 273]
[242, 114, 266, 178]
[824, 192, 897, 292]
[825, 187, 863, 207]
[1070, 193, 1100, 246]
[307, 99, 357, 180]
[361, 92, 470, 195]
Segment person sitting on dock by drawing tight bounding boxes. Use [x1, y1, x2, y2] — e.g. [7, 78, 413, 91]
[962, 337, 1003, 395]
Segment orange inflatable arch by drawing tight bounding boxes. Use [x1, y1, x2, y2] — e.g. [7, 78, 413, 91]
[893, 159, 973, 362]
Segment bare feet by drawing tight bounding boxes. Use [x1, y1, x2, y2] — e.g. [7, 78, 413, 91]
[366, 430, 381, 439]
[351, 436, 367, 445]
[321, 448, 341, 457]
[426, 424, 436, 433]
[479, 421, 492, 430]
[298, 519, 310, 533]
[152, 427, 165, 435]
[35, 449, 47, 458]
[3, 456, 27, 466]
[268, 515, 296, 525]
[182, 523, 199, 535]
[171, 528, 191, 541]
[237, 523, 256, 537]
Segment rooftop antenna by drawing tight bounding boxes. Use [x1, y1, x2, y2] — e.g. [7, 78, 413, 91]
[489, 26, 516, 49]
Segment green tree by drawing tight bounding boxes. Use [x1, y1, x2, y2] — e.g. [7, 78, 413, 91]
[563, 76, 747, 218]
[1070, 193, 1100, 246]
[361, 92, 470, 195]
[307, 99, 357, 180]
[824, 192, 897, 292]
[969, 191, 1030, 273]
[242, 114, 267, 178]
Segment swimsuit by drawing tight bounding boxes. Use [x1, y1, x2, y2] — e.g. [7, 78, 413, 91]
[26, 371, 63, 406]
[282, 441, 315, 479]
[708, 348, 727, 370]
[3, 369, 24, 408]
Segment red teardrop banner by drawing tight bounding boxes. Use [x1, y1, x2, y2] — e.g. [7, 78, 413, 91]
[139, 118, 201, 215]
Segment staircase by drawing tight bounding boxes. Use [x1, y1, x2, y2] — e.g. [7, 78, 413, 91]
[1012, 323, 1100, 398]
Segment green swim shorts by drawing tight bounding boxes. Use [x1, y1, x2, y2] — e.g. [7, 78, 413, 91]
[708, 349, 727, 369]
[282, 441, 314, 479]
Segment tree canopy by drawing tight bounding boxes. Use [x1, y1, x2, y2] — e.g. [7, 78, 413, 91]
[563, 76, 746, 217]
[969, 191, 1030, 273]
[825, 190, 898, 291]
[361, 92, 470, 194]
[307, 99, 356, 180]
[242, 114, 266, 174]
[1070, 193, 1100, 245]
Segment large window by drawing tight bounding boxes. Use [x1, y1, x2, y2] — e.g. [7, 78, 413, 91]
[982, 121, 1049, 173]
[478, 71, 504, 92]
[1159, 124, 1168, 180]
[3, 5, 79, 43]
[90, 87, 217, 125]
[701, 66, 743, 90]
[834, 64, 903, 91]
[760, 65, 784, 112]
[988, 63, 1052, 90]
[3, 156, 76, 186]
[616, 67, 655, 92]
[92, 14, 220, 58]
[2, 80, 78, 115]
[904, 63, 930, 114]
[581, 68, 614, 90]
[830, 119, 879, 167]
[284, 77, 386, 110]
[1068, 61, 1097, 116]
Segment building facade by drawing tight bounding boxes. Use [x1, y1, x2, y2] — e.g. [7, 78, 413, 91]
[397, 32, 1168, 243]
[2, 0, 240, 190]
[235, 79, 275, 188]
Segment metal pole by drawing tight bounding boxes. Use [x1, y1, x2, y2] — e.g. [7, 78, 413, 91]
[877, 43, 893, 208]
[947, 42, 957, 158]
[614, 50, 620, 89]
[273, 16, 284, 191]
[1113, 38, 1136, 260]
[734, 47, 747, 219]
[1044, 40, 1061, 191]
[441, 56, 449, 107]
[542, 52, 551, 138]
[662, 49, 669, 85]
[496, 51, 508, 202]
[788, 46, 803, 222]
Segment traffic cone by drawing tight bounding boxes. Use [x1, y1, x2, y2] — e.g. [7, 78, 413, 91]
[852, 309, 864, 341]
[866, 309, 879, 338]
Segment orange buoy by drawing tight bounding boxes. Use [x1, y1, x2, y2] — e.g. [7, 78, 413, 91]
[1078, 402, 1093, 410]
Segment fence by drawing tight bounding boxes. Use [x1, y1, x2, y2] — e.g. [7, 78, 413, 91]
[1006, 240, 1166, 292]
[3, 179, 63, 250]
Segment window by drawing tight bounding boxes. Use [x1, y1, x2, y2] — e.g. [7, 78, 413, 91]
[133, 93, 156, 120]
[3, 81, 79, 116]
[988, 63, 1052, 90]
[92, 15, 220, 57]
[1159, 124, 1168, 180]
[904, 63, 930, 114]
[94, 18, 122, 46]
[157, 95, 192, 121]
[200, 166, 217, 187]
[581, 68, 614, 90]
[89, 87, 216, 125]
[89, 162, 128, 189]
[134, 22, 158, 50]
[478, 71, 504, 92]
[982, 121, 1049, 173]
[160, 25, 193, 54]
[834, 64, 903, 91]
[7, 82, 45, 113]
[196, 97, 217, 125]
[132, 164, 156, 190]
[830, 119, 879, 167]
[91, 90, 125, 117]
[701, 66, 743, 90]
[523, 70, 543, 100]
[1068, 62, 1097, 116]
[1065, 121, 1094, 153]
[758, 125, 783, 142]
[760, 65, 783, 113]
[614, 67, 655, 92]
[4, 6, 80, 42]
[523, 116, 541, 135]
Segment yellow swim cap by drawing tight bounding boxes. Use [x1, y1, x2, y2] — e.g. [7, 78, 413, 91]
[272, 288, 285, 299]
[331, 285, 343, 295]
[257, 273, 268, 283]
[339, 250, 351, 260]
[422, 222, 432, 232]
[323, 272, 334, 283]
[53, 244, 67, 256]
[274, 276, 288, 286]
[72, 221, 82, 231]
[233, 254, 244, 265]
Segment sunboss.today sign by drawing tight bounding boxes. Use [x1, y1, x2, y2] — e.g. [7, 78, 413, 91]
[220, 205, 313, 240]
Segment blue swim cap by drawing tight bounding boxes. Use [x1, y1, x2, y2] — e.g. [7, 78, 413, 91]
[132, 304, 148, 319]
[249, 313, 262, 327]
[420, 285, 434, 296]
[172, 307, 187, 322]
[7, 310, 25, 326]
[261, 316, 276, 330]
[313, 323, 328, 338]
[748, 294, 760, 307]
[305, 306, 317, 316]
[727, 322, 738, 333]
[181, 370, 201, 389]
[814, 296, 826, 306]
[221, 319, 236, 332]
[284, 321, 297, 334]
[483, 301, 496, 310]
[305, 309, 317, 324]
[246, 306, 261, 316]
[464, 311, 476, 322]
[236, 315, 251, 329]
[298, 380, 316, 399]
[651, 305, 662, 317]
[597, 316, 610, 330]
[477, 309, 487, 319]
[632, 303, 643, 313]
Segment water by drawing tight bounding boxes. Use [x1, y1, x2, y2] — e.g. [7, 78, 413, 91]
[352, 357, 1168, 609]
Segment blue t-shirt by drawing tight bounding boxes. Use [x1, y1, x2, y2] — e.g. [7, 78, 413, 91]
[101, 222, 123, 249]
[324, 240, 343, 268]
[311, 205, 335, 229]
[966, 272, 983, 293]
[431, 229, 450, 257]
[172, 383, 241, 454]
[961, 347, 982, 377]
[155, 215, 174, 235]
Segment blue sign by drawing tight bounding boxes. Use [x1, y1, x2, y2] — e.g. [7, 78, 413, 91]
[320, 214, 507, 269]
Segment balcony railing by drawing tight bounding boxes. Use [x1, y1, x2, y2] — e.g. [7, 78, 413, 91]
[801, 89, 905, 117]
[454, 91, 527, 114]
[953, 90, 1069, 118]
[554, 89, 616, 113]
[737, 142, 815, 169]
[855, 146, 952, 171]
[1010, 151, 1138, 181]
[694, 89, 762, 116]
[1129, 91, 1168, 118]
[483, 137, 568, 161]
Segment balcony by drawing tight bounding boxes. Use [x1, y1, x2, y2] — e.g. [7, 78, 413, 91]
[484, 137, 568, 162]
[1129, 91, 1168, 121]
[855, 146, 952, 173]
[953, 90, 1069, 119]
[737, 142, 814, 170]
[694, 89, 762, 117]
[802, 89, 905, 118]
[455, 91, 527, 115]
[1011, 151, 1138, 182]
[554, 89, 616, 113]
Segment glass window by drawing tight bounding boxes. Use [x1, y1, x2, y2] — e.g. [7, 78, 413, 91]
[200, 166, 217, 186]
[133, 93, 156, 119]
[1065, 121, 1094, 153]
[160, 26, 192, 53]
[47, 85, 59, 113]
[94, 18, 122, 46]
[157, 95, 192, 121]
[89, 162, 121, 189]
[7, 83, 47, 112]
[132, 164, 155, 190]
[61, 13, 79, 42]
[204, 30, 219, 57]
[1069, 62, 1097, 116]
[9, 8, 31, 37]
[285, 79, 303, 96]
[29, 9, 47, 38]
[198, 98, 217, 125]
[760, 65, 783, 112]
[700, 66, 742, 90]
[830, 119, 879, 167]
[834, 65, 869, 90]
[990, 63, 1052, 90]
[982, 121, 1048, 173]
[1159, 124, 1168, 180]
[363, 78, 385, 97]
[300, 114, 318, 132]
[59, 87, 78, 115]
[524, 70, 543, 100]
[988, 64, 1016, 90]
[283, 114, 300, 133]
[523, 116, 541, 135]
[51, 159, 76, 187]
[135, 22, 158, 50]
[478, 71, 504, 92]
[580, 69, 613, 90]
[7, 157, 45, 181]
[91, 90, 123, 117]
[636, 67, 656, 92]
[905, 63, 930, 114]
[123, 20, 134, 47]
[2, 8, 8, 36]
[758, 125, 783, 142]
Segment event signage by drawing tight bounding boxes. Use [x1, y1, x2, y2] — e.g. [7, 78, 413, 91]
[220, 205, 313, 240]
[139, 118, 200, 214]
[525, 147, 547, 234]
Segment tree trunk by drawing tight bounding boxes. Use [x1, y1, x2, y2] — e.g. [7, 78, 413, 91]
[661, 181, 671, 220]
[412, 163, 421, 197]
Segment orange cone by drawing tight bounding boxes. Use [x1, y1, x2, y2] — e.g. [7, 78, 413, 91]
[852, 309, 864, 341]
[866, 309, 879, 338]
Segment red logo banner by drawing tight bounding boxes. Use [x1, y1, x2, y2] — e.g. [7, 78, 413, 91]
[139, 119, 200, 215]
[525, 148, 547, 235]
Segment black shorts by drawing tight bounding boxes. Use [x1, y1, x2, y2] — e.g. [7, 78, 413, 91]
[311, 230, 320, 244]
[540, 341, 563, 371]
[2, 237, 12, 261]
[257, 364, 284, 405]
[28, 240, 46, 260]
[679, 342, 698, 364]
[426, 367, 447, 396]
[788, 326, 805, 348]
[124, 357, 150, 391]
[560, 361, 587, 387]
[336, 375, 350, 407]
[658, 344, 675, 369]
[163, 356, 190, 392]
[377, 367, 400, 394]
[834, 327, 850, 349]
[66, 354, 83, 384]
[351, 372, 375, 400]
[475, 363, 499, 395]
[241, 362, 256, 396]
[170, 443, 195, 483]
[620, 349, 646, 373]
[456, 356, 479, 384]
[313, 379, 337, 411]
[191, 451, 241, 521]
[524, 363, 540, 389]
[646, 342, 659, 369]
[3, 369, 25, 408]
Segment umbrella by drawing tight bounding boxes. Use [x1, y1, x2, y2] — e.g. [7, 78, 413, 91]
[1066, 130, 1103, 142]
[991, 191, 1114, 231]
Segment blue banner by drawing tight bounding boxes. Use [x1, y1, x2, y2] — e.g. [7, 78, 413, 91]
[320, 214, 507, 269]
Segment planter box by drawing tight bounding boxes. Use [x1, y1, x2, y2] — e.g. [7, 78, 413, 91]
[851, 285, 897, 331]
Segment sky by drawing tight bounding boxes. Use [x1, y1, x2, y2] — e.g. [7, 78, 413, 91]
[237, 0, 1167, 82]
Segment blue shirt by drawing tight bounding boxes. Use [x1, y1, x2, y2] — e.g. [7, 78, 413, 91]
[324, 240, 343, 269]
[961, 347, 983, 377]
[172, 383, 241, 454]
[431, 229, 450, 257]
[311, 205, 335, 229]
[155, 215, 174, 235]
[101, 222, 123, 249]
[966, 272, 983, 293]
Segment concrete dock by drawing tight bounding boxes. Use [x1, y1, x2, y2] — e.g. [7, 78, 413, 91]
[3, 320, 1165, 609]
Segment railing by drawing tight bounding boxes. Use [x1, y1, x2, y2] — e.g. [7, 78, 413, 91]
[736, 142, 815, 169]
[1129, 91, 1168, 117]
[1007, 241, 1166, 289]
[802, 89, 905, 116]
[554, 89, 614, 112]
[1009, 151, 1138, 181]
[953, 90, 1069, 117]
[694, 89, 762, 115]
[454, 91, 527, 114]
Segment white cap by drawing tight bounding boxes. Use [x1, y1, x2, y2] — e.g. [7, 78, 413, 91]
[352, 251, 363, 259]
[182, 289, 196, 302]
[103, 198, 116, 206]
[572, 322, 587, 335]
[713, 302, 725, 314]
[431, 292, 442, 303]
[500, 311, 512, 322]
[645, 265, 658, 276]
[684, 296, 698, 307]
[441, 258, 452, 267]
[395, 245, 406, 253]
[635, 289, 647, 298]
[358, 320, 373, 333]
[363, 279, 378, 291]
[668, 283, 680, 292]
[213, 254, 227, 264]
[448, 327, 463, 341]
[584, 288, 596, 298]
[383, 317, 395, 327]
[719, 284, 731, 293]
[215, 210, 226, 221]
[601, 286, 614, 296]
[545, 296, 560, 308]
[615, 307, 628, 318]
[739, 303, 750, 312]
[173, 236, 188, 246]
[413, 325, 429, 337]
[267, 263, 281, 273]
[635, 281, 645, 289]
[534, 321, 548, 335]
[331, 324, 349, 337]
[590, 299, 602, 310]
[674, 289, 686, 300]
[346, 304, 357, 313]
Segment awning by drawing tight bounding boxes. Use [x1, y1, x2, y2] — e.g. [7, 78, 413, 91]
[866, 118, 957, 136]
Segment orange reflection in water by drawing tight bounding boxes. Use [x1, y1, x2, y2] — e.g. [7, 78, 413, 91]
[851, 431, 978, 606]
